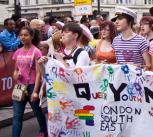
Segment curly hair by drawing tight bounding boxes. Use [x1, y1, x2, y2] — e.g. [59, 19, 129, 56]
[100, 21, 116, 43]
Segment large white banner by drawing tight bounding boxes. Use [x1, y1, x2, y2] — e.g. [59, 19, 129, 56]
[45, 59, 153, 137]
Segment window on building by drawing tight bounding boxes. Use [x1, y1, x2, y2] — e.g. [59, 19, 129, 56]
[36, 0, 39, 4]
[116, 0, 131, 4]
[92, 0, 108, 3]
[100, 0, 108, 3]
[0, 1, 7, 4]
[52, 0, 64, 4]
[144, 0, 153, 4]
[0, 0, 9, 4]
[92, 0, 97, 3]
[48, 0, 51, 3]
[25, 0, 30, 5]
[143, 12, 151, 16]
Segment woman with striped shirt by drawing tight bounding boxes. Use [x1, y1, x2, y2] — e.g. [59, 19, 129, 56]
[111, 6, 151, 70]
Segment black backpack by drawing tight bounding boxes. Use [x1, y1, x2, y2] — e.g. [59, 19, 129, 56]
[73, 48, 84, 65]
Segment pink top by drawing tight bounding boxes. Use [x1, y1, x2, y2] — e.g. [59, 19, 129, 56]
[12, 45, 42, 84]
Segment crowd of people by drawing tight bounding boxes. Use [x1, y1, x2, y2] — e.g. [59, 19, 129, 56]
[1, 5, 153, 137]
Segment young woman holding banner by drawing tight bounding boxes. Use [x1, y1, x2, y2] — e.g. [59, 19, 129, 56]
[38, 23, 91, 101]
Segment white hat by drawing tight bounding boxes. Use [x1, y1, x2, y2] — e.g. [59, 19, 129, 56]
[111, 6, 137, 24]
[20, 18, 28, 22]
[56, 21, 64, 27]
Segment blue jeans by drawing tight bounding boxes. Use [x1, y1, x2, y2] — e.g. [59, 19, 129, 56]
[12, 84, 47, 137]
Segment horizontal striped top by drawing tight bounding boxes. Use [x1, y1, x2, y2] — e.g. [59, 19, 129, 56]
[112, 34, 149, 65]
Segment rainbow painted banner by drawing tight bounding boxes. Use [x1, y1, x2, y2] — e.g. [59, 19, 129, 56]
[45, 59, 153, 137]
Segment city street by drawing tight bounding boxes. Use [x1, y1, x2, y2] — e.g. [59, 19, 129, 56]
[0, 0, 153, 137]
[0, 116, 43, 137]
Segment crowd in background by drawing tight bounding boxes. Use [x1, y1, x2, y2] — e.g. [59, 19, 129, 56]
[1, 6, 153, 137]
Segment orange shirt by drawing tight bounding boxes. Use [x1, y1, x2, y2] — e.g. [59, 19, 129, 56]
[96, 39, 116, 63]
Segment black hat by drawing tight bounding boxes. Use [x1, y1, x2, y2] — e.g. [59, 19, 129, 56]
[90, 26, 100, 35]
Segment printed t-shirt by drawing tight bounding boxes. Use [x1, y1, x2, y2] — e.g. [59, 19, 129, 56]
[12, 45, 42, 84]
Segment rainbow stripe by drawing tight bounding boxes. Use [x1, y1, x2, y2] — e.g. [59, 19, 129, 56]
[78, 116, 93, 120]
[75, 113, 94, 117]
[75, 109, 89, 113]
[74, 105, 95, 126]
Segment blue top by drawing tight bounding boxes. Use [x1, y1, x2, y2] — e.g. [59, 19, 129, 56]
[0, 29, 20, 51]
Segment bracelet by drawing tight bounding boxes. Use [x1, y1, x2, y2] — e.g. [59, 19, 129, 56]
[33, 92, 38, 98]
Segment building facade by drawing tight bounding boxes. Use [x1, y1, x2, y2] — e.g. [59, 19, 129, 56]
[7, 0, 153, 22]
[0, 0, 9, 24]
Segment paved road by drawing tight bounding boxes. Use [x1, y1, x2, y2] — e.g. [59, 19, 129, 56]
[0, 116, 42, 137]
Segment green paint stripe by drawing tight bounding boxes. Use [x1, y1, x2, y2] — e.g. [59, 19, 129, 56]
[79, 116, 93, 120]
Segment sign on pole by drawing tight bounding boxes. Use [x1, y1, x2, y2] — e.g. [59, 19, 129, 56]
[74, 0, 92, 16]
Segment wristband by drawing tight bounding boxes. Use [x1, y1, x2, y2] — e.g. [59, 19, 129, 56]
[33, 92, 38, 98]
